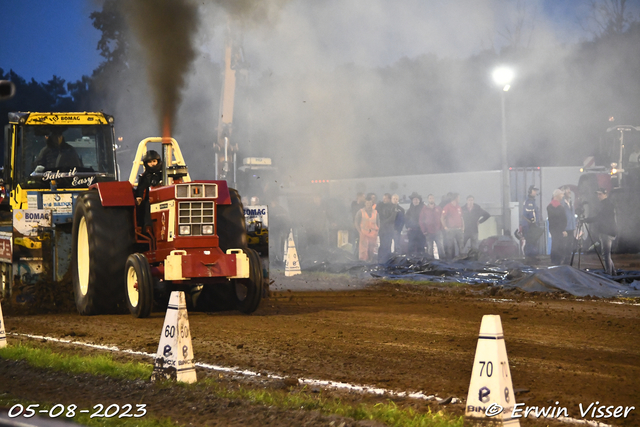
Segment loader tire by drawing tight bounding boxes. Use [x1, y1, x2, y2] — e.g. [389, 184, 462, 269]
[217, 188, 248, 251]
[235, 248, 263, 314]
[72, 190, 135, 315]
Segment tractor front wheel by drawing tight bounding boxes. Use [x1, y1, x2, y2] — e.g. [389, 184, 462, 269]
[125, 253, 154, 318]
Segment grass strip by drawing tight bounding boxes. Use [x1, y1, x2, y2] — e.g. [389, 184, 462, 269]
[1, 343, 464, 427]
[0, 342, 153, 380]
[192, 379, 465, 427]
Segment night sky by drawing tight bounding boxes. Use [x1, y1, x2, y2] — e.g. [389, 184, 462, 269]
[1, 0, 102, 83]
[0, 0, 621, 84]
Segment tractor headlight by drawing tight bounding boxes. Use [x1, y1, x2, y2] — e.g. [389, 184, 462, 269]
[179, 225, 191, 235]
[202, 225, 213, 235]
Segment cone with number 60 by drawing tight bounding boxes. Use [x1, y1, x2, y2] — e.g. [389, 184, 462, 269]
[151, 291, 196, 383]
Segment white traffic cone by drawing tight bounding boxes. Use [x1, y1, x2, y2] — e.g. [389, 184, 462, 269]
[283, 232, 289, 264]
[0, 302, 6, 349]
[285, 229, 301, 277]
[151, 291, 197, 383]
[465, 315, 520, 426]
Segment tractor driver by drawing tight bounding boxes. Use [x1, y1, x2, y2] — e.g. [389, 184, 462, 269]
[34, 130, 83, 171]
[135, 150, 163, 234]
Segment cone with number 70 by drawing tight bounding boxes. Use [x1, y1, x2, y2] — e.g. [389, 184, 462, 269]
[465, 315, 520, 426]
[151, 291, 196, 383]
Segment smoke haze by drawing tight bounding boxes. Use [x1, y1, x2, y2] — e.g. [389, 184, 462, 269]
[107, 0, 640, 191]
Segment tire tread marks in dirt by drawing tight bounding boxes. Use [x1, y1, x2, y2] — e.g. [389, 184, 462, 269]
[72, 190, 135, 315]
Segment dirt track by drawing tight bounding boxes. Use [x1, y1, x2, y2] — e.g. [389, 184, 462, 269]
[1, 271, 639, 426]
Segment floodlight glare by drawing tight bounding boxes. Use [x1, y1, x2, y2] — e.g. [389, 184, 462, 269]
[492, 67, 514, 86]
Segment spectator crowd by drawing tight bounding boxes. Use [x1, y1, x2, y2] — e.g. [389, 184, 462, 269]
[267, 182, 617, 273]
[350, 191, 490, 263]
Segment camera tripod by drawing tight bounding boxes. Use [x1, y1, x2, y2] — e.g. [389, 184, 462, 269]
[570, 218, 605, 270]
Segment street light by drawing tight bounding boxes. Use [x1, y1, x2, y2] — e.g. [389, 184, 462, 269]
[492, 67, 514, 91]
[492, 66, 514, 236]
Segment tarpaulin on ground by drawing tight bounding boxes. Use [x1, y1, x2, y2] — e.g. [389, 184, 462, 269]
[506, 265, 640, 297]
[368, 255, 534, 284]
[366, 255, 640, 298]
[294, 250, 640, 298]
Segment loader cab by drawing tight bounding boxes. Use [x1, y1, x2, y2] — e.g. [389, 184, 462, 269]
[15, 125, 117, 189]
[237, 157, 279, 202]
[4, 112, 118, 210]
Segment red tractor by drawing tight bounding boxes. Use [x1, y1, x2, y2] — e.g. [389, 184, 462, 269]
[576, 125, 640, 253]
[71, 137, 264, 317]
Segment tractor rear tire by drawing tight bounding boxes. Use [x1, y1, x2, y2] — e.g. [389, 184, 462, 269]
[195, 188, 256, 313]
[235, 248, 263, 314]
[125, 253, 153, 318]
[217, 188, 248, 251]
[72, 190, 135, 315]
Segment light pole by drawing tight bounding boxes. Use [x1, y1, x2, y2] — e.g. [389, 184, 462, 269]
[492, 66, 514, 236]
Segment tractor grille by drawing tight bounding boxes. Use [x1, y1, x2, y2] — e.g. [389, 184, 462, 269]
[178, 201, 214, 236]
[175, 183, 218, 199]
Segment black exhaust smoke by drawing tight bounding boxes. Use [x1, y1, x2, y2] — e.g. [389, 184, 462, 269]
[124, 0, 199, 137]
[123, 0, 290, 138]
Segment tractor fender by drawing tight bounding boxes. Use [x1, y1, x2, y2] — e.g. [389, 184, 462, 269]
[89, 181, 136, 207]
[213, 180, 231, 205]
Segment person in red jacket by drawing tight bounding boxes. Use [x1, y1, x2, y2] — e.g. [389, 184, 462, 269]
[441, 193, 464, 259]
[419, 194, 444, 258]
[354, 195, 380, 262]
